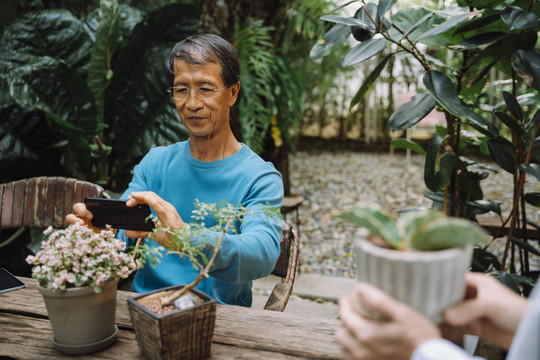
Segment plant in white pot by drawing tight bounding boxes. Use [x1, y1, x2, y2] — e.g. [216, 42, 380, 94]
[128, 200, 279, 360]
[334, 206, 490, 324]
[25, 223, 140, 354]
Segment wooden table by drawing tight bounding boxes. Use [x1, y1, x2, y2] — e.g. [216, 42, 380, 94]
[0, 277, 341, 359]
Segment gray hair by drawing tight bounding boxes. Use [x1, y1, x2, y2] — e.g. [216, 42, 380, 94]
[166, 34, 241, 87]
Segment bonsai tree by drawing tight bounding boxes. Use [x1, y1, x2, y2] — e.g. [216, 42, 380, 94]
[140, 199, 280, 308]
[335, 205, 490, 251]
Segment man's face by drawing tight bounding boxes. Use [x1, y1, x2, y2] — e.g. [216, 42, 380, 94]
[172, 59, 239, 140]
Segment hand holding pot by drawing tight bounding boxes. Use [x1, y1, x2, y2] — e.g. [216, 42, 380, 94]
[336, 282, 441, 360]
[444, 272, 528, 351]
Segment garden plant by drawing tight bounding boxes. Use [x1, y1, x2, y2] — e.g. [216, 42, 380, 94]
[312, 0, 540, 292]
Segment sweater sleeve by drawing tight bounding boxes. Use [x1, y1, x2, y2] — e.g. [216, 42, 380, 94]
[205, 170, 284, 284]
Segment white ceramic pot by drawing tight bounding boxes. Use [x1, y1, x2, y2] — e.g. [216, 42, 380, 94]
[354, 238, 472, 323]
[37, 279, 118, 354]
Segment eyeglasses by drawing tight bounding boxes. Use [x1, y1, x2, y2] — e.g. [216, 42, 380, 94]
[167, 85, 230, 101]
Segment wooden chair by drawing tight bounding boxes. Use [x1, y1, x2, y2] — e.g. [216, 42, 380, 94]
[0, 176, 108, 248]
[263, 221, 300, 311]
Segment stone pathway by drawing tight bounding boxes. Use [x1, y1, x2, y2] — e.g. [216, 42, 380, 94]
[288, 150, 540, 278]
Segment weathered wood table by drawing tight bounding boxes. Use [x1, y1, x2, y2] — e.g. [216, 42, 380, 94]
[0, 277, 341, 359]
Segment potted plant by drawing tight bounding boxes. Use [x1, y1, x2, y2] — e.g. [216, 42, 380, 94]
[25, 223, 140, 354]
[334, 205, 489, 324]
[127, 200, 279, 360]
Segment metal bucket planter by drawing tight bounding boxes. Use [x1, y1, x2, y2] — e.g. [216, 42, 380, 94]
[37, 279, 118, 354]
[128, 285, 217, 360]
[354, 238, 472, 324]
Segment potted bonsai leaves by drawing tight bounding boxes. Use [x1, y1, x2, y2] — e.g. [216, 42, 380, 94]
[335, 206, 489, 323]
[26, 223, 140, 354]
[128, 200, 279, 360]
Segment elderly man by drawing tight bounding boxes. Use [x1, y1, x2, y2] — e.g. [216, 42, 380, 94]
[68, 34, 283, 307]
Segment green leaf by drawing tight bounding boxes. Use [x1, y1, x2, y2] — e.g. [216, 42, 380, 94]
[501, 91, 523, 121]
[349, 55, 391, 110]
[398, 12, 435, 41]
[524, 192, 540, 207]
[320, 15, 371, 28]
[334, 206, 401, 248]
[454, 13, 501, 34]
[377, 0, 397, 24]
[424, 134, 456, 192]
[341, 38, 386, 67]
[310, 23, 351, 60]
[7, 57, 97, 133]
[498, 271, 521, 294]
[513, 50, 540, 93]
[457, 32, 506, 49]
[521, 163, 540, 181]
[501, 6, 540, 31]
[391, 139, 426, 155]
[511, 237, 540, 256]
[388, 93, 436, 130]
[487, 139, 516, 174]
[409, 216, 489, 251]
[87, 0, 120, 103]
[494, 111, 523, 135]
[415, 14, 468, 43]
[423, 71, 498, 137]
[0, 9, 92, 75]
[466, 200, 502, 216]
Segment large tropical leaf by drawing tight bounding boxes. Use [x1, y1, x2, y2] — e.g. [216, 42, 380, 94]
[390, 7, 458, 46]
[415, 13, 468, 43]
[391, 139, 426, 155]
[349, 54, 391, 110]
[424, 134, 456, 192]
[501, 6, 540, 31]
[521, 163, 540, 181]
[0, 105, 65, 182]
[388, 93, 436, 130]
[310, 23, 351, 60]
[108, 2, 200, 97]
[513, 50, 540, 93]
[87, 0, 120, 109]
[0, 9, 93, 76]
[112, 43, 189, 173]
[341, 38, 386, 67]
[502, 91, 523, 121]
[423, 71, 498, 137]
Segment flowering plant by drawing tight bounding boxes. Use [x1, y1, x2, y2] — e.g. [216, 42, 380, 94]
[26, 223, 138, 293]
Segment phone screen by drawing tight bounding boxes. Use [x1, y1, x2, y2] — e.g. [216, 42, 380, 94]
[84, 197, 155, 231]
[0, 268, 26, 294]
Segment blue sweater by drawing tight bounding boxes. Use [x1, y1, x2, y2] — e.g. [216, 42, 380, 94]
[118, 141, 283, 306]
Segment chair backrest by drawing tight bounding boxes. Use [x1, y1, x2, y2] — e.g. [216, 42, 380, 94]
[0, 176, 106, 230]
[264, 221, 300, 311]
[271, 221, 299, 283]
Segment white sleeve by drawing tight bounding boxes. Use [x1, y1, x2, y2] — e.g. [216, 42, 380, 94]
[411, 339, 485, 360]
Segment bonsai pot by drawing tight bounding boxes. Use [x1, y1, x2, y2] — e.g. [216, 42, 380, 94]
[128, 285, 217, 360]
[354, 236, 472, 324]
[37, 279, 118, 354]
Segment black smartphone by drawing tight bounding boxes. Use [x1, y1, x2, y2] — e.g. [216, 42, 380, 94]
[0, 268, 26, 294]
[84, 197, 155, 231]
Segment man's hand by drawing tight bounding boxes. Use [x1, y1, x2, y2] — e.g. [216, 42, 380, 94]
[444, 272, 528, 351]
[126, 191, 185, 248]
[66, 202, 105, 233]
[336, 282, 441, 360]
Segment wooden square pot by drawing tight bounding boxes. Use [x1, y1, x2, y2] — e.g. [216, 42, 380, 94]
[128, 285, 217, 360]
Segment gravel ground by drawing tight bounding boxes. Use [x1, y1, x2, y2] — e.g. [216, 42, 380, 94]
[288, 150, 540, 278]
